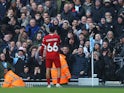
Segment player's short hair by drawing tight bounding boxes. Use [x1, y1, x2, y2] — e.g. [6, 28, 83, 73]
[49, 27, 55, 33]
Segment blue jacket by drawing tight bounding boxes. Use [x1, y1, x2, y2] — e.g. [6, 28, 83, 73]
[26, 25, 40, 40]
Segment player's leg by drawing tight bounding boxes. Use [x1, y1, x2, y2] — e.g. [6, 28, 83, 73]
[54, 57, 62, 87]
[46, 68, 51, 88]
[46, 59, 52, 88]
[56, 67, 61, 83]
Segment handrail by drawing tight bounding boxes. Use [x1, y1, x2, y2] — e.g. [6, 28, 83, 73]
[113, 57, 124, 62]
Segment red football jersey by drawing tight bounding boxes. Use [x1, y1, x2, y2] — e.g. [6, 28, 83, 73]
[40, 34, 60, 58]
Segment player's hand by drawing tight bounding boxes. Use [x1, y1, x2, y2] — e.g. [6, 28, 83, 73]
[40, 56, 45, 61]
[42, 55, 46, 60]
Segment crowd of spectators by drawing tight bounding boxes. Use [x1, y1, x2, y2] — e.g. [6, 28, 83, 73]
[0, 0, 124, 83]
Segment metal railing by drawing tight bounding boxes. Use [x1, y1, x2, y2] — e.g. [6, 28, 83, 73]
[0, 79, 78, 87]
[114, 57, 124, 68]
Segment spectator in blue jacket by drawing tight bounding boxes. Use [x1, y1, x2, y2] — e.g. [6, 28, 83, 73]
[26, 19, 40, 40]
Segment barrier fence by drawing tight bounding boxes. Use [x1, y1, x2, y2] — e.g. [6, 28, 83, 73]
[0, 79, 78, 87]
[114, 57, 124, 68]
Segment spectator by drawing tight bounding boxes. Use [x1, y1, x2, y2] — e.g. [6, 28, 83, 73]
[49, 18, 60, 34]
[78, 33, 86, 47]
[72, 0, 85, 20]
[94, 43, 101, 53]
[88, 22, 99, 35]
[18, 31, 29, 43]
[114, 16, 124, 39]
[113, 36, 123, 56]
[34, 12, 44, 26]
[71, 47, 88, 79]
[85, 17, 93, 30]
[0, 24, 8, 40]
[6, 8, 15, 19]
[0, 0, 10, 19]
[13, 47, 28, 75]
[71, 19, 80, 34]
[20, 6, 29, 17]
[9, 17, 20, 35]
[104, 31, 116, 52]
[33, 32, 43, 46]
[68, 36, 79, 53]
[94, 34, 103, 45]
[18, 12, 30, 27]
[0, 33, 12, 53]
[16, 41, 22, 49]
[26, 19, 40, 40]
[101, 41, 117, 80]
[93, 51, 105, 81]
[83, 0, 93, 13]
[30, 2, 37, 18]
[16, 0, 23, 9]
[42, 12, 50, 19]
[101, 41, 111, 54]
[12, 26, 20, 42]
[79, 16, 87, 30]
[20, 65, 32, 80]
[33, 66, 42, 80]
[9, 41, 18, 57]
[82, 29, 89, 39]
[27, 46, 40, 74]
[37, 4, 44, 15]
[85, 10, 92, 18]
[10, 0, 21, 18]
[42, 17, 51, 34]
[104, 12, 114, 32]
[56, 13, 63, 24]
[61, 3, 75, 23]
[83, 40, 90, 58]
[102, 0, 116, 19]
[0, 53, 14, 79]
[91, 0, 103, 23]
[98, 18, 108, 37]
[59, 20, 71, 45]
[44, 0, 57, 17]
[78, 33, 86, 41]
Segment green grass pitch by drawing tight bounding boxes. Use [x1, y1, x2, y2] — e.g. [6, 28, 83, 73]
[0, 87, 124, 93]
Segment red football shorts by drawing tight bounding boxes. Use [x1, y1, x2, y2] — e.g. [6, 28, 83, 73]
[46, 56, 61, 68]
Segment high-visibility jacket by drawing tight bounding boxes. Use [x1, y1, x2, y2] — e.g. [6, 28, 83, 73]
[51, 54, 71, 84]
[2, 70, 26, 88]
